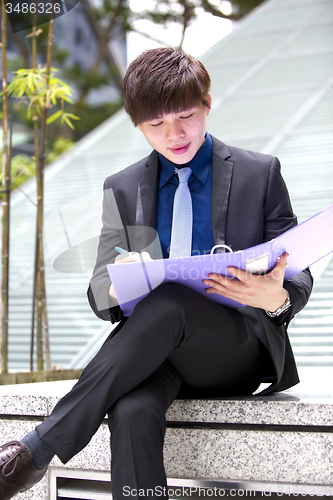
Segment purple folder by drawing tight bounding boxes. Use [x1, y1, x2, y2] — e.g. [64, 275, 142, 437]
[107, 204, 333, 317]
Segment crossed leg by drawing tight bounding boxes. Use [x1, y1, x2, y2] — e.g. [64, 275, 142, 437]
[34, 284, 264, 497]
[108, 360, 182, 498]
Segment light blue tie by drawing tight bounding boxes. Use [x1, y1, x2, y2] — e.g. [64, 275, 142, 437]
[169, 167, 193, 258]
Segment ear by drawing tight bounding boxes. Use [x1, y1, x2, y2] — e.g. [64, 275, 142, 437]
[206, 93, 212, 115]
[137, 123, 142, 132]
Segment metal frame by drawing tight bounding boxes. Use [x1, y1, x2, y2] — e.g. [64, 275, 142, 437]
[49, 467, 333, 500]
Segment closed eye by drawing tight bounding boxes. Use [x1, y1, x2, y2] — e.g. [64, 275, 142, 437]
[181, 113, 193, 120]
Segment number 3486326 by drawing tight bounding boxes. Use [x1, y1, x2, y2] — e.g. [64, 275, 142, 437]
[6, 2, 61, 14]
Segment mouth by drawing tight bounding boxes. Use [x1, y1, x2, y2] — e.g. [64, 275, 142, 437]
[169, 143, 191, 155]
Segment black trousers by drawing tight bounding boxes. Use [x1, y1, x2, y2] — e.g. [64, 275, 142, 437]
[36, 284, 265, 498]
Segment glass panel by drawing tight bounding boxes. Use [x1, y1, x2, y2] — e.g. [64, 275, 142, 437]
[271, 0, 329, 9]
[316, 5, 333, 24]
[242, 4, 329, 35]
[208, 90, 312, 138]
[204, 63, 252, 100]
[283, 25, 333, 54]
[92, 121, 151, 154]
[239, 53, 333, 94]
[208, 137, 269, 153]
[204, 33, 286, 65]
[275, 132, 333, 194]
[296, 89, 333, 131]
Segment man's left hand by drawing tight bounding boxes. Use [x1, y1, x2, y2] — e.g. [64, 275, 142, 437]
[203, 252, 289, 312]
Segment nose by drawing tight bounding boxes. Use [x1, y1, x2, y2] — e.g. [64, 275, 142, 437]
[165, 120, 185, 141]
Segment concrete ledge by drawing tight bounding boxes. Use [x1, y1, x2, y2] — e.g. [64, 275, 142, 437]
[167, 394, 333, 426]
[164, 368, 333, 486]
[0, 369, 83, 386]
[0, 367, 332, 499]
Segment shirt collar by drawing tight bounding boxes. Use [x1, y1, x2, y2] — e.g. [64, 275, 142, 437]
[158, 133, 212, 188]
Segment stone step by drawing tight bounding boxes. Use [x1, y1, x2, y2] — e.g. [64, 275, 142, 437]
[291, 337, 333, 345]
[8, 328, 96, 337]
[292, 345, 333, 354]
[288, 326, 333, 334]
[1, 368, 332, 499]
[291, 316, 333, 325]
[294, 356, 333, 366]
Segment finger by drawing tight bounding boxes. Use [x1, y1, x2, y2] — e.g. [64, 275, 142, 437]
[204, 280, 242, 298]
[204, 276, 242, 295]
[226, 266, 248, 281]
[269, 252, 289, 277]
[276, 252, 289, 267]
[204, 282, 228, 295]
[203, 278, 227, 288]
[115, 252, 141, 264]
[206, 273, 223, 282]
[206, 274, 233, 287]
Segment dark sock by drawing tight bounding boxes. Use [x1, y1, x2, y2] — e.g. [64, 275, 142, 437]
[21, 430, 55, 469]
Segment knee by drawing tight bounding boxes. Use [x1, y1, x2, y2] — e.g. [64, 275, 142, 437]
[108, 393, 165, 436]
[144, 283, 194, 315]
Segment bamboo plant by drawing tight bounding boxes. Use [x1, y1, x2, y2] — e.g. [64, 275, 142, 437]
[4, 16, 78, 372]
[1, 0, 9, 373]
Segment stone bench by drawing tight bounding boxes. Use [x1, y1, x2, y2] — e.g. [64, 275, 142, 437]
[0, 366, 332, 499]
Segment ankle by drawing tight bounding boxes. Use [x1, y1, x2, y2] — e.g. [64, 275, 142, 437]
[21, 430, 54, 469]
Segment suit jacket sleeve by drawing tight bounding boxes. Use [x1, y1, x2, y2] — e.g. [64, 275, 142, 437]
[87, 178, 128, 322]
[225, 146, 313, 338]
[264, 157, 313, 324]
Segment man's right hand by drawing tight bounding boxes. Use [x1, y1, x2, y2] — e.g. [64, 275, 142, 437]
[108, 252, 152, 302]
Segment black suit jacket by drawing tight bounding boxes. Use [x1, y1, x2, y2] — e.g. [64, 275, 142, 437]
[88, 135, 313, 394]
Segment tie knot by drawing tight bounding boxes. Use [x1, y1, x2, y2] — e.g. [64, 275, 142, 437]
[176, 167, 192, 184]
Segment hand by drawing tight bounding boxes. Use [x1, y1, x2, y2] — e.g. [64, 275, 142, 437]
[114, 251, 152, 264]
[109, 251, 152, 301]
[203, 253, 289, 311]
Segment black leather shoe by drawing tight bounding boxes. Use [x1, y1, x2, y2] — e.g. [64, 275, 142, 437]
[0, 441, 47, 500]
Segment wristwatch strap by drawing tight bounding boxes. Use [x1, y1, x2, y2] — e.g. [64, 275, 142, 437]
[265, 292, 291, 318]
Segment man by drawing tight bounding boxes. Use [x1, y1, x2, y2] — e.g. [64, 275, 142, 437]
[0, 47, 312, 500]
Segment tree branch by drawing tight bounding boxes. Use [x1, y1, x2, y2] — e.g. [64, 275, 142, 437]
[11, 32, 30, 68]
[178, 0, 196, 50]
[94, 0, 125, 73]
[73, 0, 125, 112]
[129, 27, 177, 48]
[200, 0, 242, 20]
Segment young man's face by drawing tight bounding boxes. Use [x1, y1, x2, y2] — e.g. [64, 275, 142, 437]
[137, 102, 211, 165]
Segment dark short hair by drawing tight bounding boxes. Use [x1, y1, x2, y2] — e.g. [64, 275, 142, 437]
[122, 47, 211, 126]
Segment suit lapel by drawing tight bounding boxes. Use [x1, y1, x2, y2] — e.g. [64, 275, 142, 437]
[211, 136, 234, 246]
[132, 150, 159, 253]
[136, 150, 159, 228]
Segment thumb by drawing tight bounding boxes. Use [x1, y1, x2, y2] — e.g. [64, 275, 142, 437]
[140, 251, 152, 261]
[272, 252, 289, 278]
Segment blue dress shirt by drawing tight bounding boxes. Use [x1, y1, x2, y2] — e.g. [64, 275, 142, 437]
[156, 133, 215, 258]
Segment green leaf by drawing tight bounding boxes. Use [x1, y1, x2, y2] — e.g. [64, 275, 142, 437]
[46, 109, 63, 124]
[64, 113, 80, 120]
[59, 95, 74, 104]
[61, 114, 75, 129]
